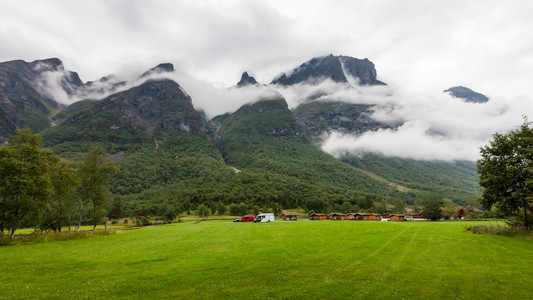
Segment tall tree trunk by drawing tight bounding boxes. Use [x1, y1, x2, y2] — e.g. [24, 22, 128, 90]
[77, 201, 85, 232]
[57, 199, 63, 233]
[10, 228, 16, 240]
[524, 198, 530, 231]
[68, 211, 72, 234]
[92, 204, 97, 232]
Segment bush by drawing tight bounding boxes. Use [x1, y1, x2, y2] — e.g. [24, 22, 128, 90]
[465, 224, 521, 236]
[141, 218, 151, 226]
[0, 230, 117, 245]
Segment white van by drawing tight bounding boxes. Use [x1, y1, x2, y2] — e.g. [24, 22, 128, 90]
[253, 213, 275, 223]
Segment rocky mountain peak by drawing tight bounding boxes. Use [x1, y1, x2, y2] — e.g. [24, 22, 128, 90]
[271, 54, 385, 86]
[141, 63, 175, 78]
[444, 86, 489, 103]
[236, 71, 259, 87]
[29, 58, 65, 72]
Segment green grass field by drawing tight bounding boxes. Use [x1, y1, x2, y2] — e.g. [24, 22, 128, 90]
[1, 220, 532, 299]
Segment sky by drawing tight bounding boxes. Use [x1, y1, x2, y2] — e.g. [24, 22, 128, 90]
[1, 0, 533, 161]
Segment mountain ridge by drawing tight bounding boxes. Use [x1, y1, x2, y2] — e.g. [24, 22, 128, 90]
[1, 55, 483, 212]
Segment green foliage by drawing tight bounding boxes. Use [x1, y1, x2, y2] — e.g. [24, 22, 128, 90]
[216, 201, 226, 215]
[197, 204, 210, 218]
[77, 147, 116, 231]
[41, 158, 79, 232]
[393, 198, 405, 214]
[477, 120, 533, 229]
[0, 129, 54, 238]
[422, 194, 445, 221]
[342, 153, 481, 204]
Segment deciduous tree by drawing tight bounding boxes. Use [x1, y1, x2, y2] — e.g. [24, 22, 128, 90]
[477, 120, 533, 229]
[422, 194, 444, 221]
[0, 129, 53, 238]
[76, 147, 116, 231]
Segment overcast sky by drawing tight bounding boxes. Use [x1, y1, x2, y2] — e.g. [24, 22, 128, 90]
[1, 0, 533, 161]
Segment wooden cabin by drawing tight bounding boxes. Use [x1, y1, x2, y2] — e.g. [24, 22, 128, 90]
[309, 213, 328, 220]
[367, 214, 381, 221]
[329, 213, 346, 220]
[346, 213, 355, 220]
[354, 213, 364, 220]
[280, 213, 298, 221]
[389, 214, 406, 221]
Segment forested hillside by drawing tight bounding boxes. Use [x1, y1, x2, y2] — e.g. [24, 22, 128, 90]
[0, 56, 485, 218]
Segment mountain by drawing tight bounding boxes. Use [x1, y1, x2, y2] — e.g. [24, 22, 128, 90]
[140, 63, 175, 78]
[0, 58, 84, 141]
[341, 153, 481, 204]
[292, 101, 390, 143]
[0, 55, 483, 214]
[209, 97, 396, 205]
[236, 72, 259, 87]
[444, 86, 489, 103]
[271, 54, 386, 86]
[42, 78, 204, 153]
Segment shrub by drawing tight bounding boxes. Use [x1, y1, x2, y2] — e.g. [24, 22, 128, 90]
[141, 218, 151, 226]
[465, 224, 520, 236]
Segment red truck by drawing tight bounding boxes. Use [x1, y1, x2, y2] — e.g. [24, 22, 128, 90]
[233, 215, 256, 222]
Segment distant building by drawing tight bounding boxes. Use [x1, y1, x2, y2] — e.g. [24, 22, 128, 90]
[389, 214, 406, 221]
[280, 213, 298, 221]
[309, 213, 328, 220]
[329, 213, 346, 220]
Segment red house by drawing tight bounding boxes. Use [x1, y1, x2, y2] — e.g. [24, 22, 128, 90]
[389, 214, 406, 221]
[280, 213, 298, 221]
[310, 213, 328, 220]
[329, 213, 346, 220]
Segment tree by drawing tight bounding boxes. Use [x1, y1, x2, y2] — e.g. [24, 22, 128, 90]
[197, 204, 210, 218]
[0, 129, 53, 238]
[340, 202, 353, 214]
[477, 120, 533, 229]
[393, 198, 405, 214]
[45, 158, 79, 233]
[109, 196, 123, 220]
[422, 194, 445, 221]
[216, 201, 226, 215]
[375, 201, 387, 215]
[76, 147, 116, 231]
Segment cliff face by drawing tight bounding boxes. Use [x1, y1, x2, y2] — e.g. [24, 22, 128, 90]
[271, 54, 386, 86]
[0, 58, 84, 141]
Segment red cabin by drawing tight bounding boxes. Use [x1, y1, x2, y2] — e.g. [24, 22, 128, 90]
[280, 213, 298, 221]
[309, 213, 328, 220]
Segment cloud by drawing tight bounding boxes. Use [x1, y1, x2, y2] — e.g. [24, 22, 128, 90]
[316, 83, 533, 161]
[1, 0, 533, 161]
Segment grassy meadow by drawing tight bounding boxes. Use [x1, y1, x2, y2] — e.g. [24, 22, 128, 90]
[1, 220, 532, 299]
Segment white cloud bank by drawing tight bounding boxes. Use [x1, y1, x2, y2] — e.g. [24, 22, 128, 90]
[314, 83, 533, 162]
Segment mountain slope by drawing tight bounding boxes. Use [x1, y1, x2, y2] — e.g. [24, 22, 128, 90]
[341, 153, 481, 203]
[42, 79, 204, 153]
[0, 58, 83, 140]
[210, 97, 396, 205]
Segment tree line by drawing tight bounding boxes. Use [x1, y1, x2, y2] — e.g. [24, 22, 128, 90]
[0, 129, 115, 239]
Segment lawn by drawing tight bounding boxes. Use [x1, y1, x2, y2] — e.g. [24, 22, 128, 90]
[1, 220, 532, 299]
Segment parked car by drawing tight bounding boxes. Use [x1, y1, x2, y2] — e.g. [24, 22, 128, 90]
[234, 215, 256, 222]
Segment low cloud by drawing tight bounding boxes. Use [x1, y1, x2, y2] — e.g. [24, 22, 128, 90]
[33, 67, 280, 120]
[33, 63, 533, 163]
[312, 82, 533, 161]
